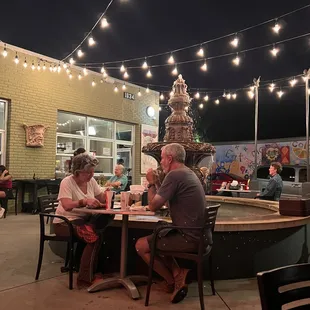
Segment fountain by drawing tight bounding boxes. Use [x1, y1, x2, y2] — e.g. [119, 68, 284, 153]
[142, 74, 215, 181]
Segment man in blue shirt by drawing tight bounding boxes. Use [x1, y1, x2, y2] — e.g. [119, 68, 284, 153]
[106, 165, 128, 193]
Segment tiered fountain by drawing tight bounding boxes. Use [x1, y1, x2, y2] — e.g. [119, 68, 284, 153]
[142, 74, 215, 182]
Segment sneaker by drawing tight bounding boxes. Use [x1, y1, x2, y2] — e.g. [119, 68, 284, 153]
[0, 207, 5, 219]
[170, 268, 191, 303]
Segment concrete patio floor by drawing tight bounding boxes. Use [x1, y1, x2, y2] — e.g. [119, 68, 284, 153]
[0, 213, 262, 309]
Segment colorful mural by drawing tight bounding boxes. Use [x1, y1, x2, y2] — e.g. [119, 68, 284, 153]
[214, 140, 309, 178]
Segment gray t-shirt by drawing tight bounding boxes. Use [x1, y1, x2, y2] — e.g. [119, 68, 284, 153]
[157, 167, 207, 241]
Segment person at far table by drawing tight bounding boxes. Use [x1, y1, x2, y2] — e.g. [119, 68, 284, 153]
[54, 153, 114, 288]
[105, 164, 128, 193]
[216, 181, 233, 197]
[256, 162, 283, 201]
[135, 143, 212, 304]
[0, 165, 14, 218]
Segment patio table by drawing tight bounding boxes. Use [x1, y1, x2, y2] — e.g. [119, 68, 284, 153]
[74, 207, 155, 299]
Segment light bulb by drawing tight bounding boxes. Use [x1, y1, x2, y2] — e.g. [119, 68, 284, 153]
[232, 55, 240, 66]
[101, 65, 105, 73]
[232, 93, 237, 99]
[142, 60, 148, 69]
[146, 69, 152, 78]
[122, 83, 126, 90]
[247, 91, 255, 99]
[2, 46, 8, 58]
[226, 93, 231, 100]
[172, 66, 178, 75]
[204, 95, 209, 101]
[215, 99, 220, 104]
[277, 90, 284, 98]
[57, 64, 61, 73]
[78, 73, 82, 80]
[272, 23, 281, 34]
[201, 61, 207, 71]
[168, 54, 175, 64]
[14, 53, 19, 64]
[160, 93, 164, 100]
[270, 46, 279, 57]
[53, 65, 57, 72]
[195, 92, 200, 99]
[199, 103, 204, 109]
[88, 36, 95, 46]
[103, 71, 108, 78]
[83, 68, 88, 76]
[114, 86, 119, 93]
[43, 63, 46, 71]
[101, 17, 109, 28]
[197, 47, 204, 57]
[49, 64, 53, 72]
[123, 71, 129, 79]
[222, 91, 226, 98]
[31, 62, 35, 70]
[92, 80, 96, 87]
[159, 106, 162, 111]
[146, 87, 150, 93]
[37, 62, 41, 70]
[69, 57, 75, 64]
[69, 73, 73, 79]
[66, 68, 70, 74]
[290, 78, 297, 87]
[77, 49, 84, 57]
[138, 90, 142, 97]
[230, 37, 239, 47]
[63, 63, 68, 69]
[269, 83, 275, 92]
[23, 59, 28, 68]
[120, 64, 126, 72]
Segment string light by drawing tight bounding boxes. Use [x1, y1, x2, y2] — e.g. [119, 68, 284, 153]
[83, 68, 88, 76]
[69, 72, 73, 79]
[204, 94, 209, 101]
[195, 91, 200, 99]
[146, 69, 152, 78]
[66, 68, 70, 74]
[31, 62, 35, 70]
[69, 57, 75, 65]
[159, 106, 162, 111]
[92, 80, 96, 87]
[172, 66, 178, 75]
[232, 54, 240, 66]
[14, 52, 19, 64]
[138, 89, 142, 97]
[123, 71, 129, 79]
[53, 65, 57, 72]
[43, 62, 46, 71]
[37, 62, 41, 71]
[200, 61, 207, 71]
[199, 103, 204, 109]
[146, 86, 150, 93]
[122, 83, 126, 90]
[101, 17, 109, 28]
[23, 58, 28, 68]
[77, 49, 84, 58]
[215, 99, 220, 104]
[78, 73, 82, 80]
[226, 93, 232, 100]
[272, 21, 281, 34]
[120, 64, 126, 72]
[289, 78, 297, 87]
[168, 54, 175, 64]
[142, 58, 148, 69]
[57, 64, 61, 73]
[230, 35, 239, 47]
[88, 36, 96, 46]
[222, 91, 226, 98]
[114, 85, 119, 92]
[49, 64, 53, 72]
[2, 44, 8, 57]
[103, 71, 108, 78]
[160, 93, 164, 100]
[269, 83, 275, 92]
[232, 93, 237, 99]
[248, 90, 255, 99]
[277, 89, 284, 98]
[197, 46, 204, 57]
[63, 63, 68, 69]
[270, 45, 279, 57]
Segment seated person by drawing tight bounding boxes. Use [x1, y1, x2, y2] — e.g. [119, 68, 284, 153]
[105, 165, 128, 193]
[0, 191, 6, 219]
[256, 162, 283, 201]
[54, 153, 114, 288]
[0, 165, 13, 217]
[216, 181, 233, 197]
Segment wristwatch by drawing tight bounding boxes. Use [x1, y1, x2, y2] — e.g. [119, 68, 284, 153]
[147, 184, 156, 189]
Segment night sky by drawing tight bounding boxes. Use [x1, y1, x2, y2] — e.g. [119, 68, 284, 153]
[1, 0, 310, 142]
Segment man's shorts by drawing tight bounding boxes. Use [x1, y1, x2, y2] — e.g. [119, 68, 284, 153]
[146, 228, 199, 253]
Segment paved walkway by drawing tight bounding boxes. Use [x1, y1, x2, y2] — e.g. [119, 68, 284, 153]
[0, 213, 262, 309]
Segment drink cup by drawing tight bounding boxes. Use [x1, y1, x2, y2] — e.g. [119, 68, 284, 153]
[121, 191, 131, 210]
[106, 191, 115, 210]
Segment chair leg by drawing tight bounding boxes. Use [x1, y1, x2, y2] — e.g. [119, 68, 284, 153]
[64, 242, 70, 268]
[68, 241, 74, 290]
[209, 254, 215, 295]
[15, 197, 18, 215]
[145, 250, 156, 306]
[35, 238, 45, 280]
[197, 259, 205, 310]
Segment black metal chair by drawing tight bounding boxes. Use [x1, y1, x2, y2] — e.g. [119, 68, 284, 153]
[38, 194, 59, 224]
[45, 179, 61, 195]
[35, 213, 75, 290]
[145, 204, 220, 310]
[257, 263, 310, 309]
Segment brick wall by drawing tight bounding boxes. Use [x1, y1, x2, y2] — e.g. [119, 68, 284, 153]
[0, 45, 159, 184]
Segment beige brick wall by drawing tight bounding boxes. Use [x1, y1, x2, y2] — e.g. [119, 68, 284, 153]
[0, 47, 159, 184]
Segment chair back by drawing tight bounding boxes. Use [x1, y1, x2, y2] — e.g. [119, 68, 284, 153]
[204, 204, 220, 231]
[38, 194, 59, 214]
[45, 180, 61, 195]
[257, 263, 310, 309]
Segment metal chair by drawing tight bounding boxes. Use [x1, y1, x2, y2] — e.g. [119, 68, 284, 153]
[257, 263, 310, 309]
[45, 179, 61, 195]
[145, 204, 220, 310]
[35, 212, 75, 290]
[38, 194, 59, 224]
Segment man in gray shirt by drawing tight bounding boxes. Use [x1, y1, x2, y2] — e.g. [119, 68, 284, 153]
[135, 143, 209, 303]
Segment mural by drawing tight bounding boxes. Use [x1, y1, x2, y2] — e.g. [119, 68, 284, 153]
[214, 140, 309, 178]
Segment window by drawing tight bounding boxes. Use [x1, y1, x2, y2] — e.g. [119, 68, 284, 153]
[56, 111, 134, 177]
[0, 100, 8, 165]
[257, 167, 270, 179]
[281, 167, 295, 182]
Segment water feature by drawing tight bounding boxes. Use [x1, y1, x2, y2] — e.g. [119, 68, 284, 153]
[142, 74, 215, 182]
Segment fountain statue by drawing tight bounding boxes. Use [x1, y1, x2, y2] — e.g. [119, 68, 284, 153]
[142, 74, 215, 184]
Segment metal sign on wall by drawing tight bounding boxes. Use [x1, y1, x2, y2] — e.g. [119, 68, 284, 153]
[124, 92, 135, 100]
